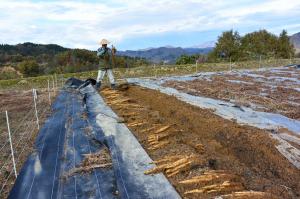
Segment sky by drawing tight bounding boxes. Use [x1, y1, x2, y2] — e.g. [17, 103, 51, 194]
[0, 0, 300, 50]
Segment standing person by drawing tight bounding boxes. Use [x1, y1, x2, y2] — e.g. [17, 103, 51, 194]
[96, 39, 117, 89]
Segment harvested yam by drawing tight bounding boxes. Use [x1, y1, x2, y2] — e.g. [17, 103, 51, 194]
[144, 155, 200, 177]
[148, 140, 170, 150]
[166, 161, 191, 177]
[179, 170, 239, 185]
[105, 95, 118, 99]
[147, 133, 170, 142]
[128, 122, 145, 127]
[154, 125, 171, 134]
[140, 126, 157, 133]
[146, 128, 173, 150]
[105, 93, 120, 99]
[114, 105, 130, 111]
[165, 157, 191, 169]
[147, 135, 157, 141]
[184, 181, 244, 195]
[156, 132, 171, 140]
[148, 140, 158, 145]
[144, 163, 169, 175]
[219, 191, 277, 199]
[166, 170, 181, 177]
[110, 98, 131, 105]
[124, 103, 142, 108]
[101, 89, 118, 95]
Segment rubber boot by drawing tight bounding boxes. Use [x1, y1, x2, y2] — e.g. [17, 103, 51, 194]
[95, 81, 101, 89]
[111, 83, 116, 90]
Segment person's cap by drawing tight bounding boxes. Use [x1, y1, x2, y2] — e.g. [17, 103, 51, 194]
[99, 39, 110, 45]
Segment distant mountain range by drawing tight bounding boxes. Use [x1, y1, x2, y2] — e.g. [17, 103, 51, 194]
[0, 42, 69, 56]
[118, 32, 300, 63]
[290, 32, 300, 53]
[118, 46, 214, 64]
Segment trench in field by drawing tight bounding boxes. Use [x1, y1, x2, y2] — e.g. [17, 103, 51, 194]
[101, 85, 300, 199]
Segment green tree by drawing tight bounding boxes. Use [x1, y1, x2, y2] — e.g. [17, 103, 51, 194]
[176, 54, 206, 65]
[176, 55, 193, 64]
[209, 30, 241, 62]
[276, 30, 295, 59]
[241, 29, 278, 59]
[18, 60, 40, 76]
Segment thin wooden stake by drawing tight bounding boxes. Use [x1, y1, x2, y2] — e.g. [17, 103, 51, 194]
[259, 55, 261, 68]
[47, 79, 51, 105]
[5, 111, 17, 178]
[55, 73, 57, 88]
[52, 76, 55, 92]
[32, 89, 39, 129]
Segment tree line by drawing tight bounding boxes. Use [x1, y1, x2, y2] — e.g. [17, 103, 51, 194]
[176, 29, 297, 64]
[0, 42, 149, 79]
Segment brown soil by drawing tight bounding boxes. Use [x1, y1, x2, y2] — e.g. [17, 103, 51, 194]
[163, 68, 300, 119]
[101, 86, 300, 199]
[0, 89, 53, 198]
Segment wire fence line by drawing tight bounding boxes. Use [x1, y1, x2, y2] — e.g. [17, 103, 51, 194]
[0, 75, 66, 198]
[2, 118, 37, 170]
[0, 139, 9, 153]
[0, 117, 35, 193]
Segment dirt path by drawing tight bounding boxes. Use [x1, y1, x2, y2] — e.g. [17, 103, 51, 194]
[101, 85, 300, 199]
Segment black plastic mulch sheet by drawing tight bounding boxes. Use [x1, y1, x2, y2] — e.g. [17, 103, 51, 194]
[9, 87, 118, 199]
[9, 78, 180, 199]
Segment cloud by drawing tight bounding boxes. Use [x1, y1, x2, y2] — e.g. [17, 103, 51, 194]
[0, 0, 299, 50]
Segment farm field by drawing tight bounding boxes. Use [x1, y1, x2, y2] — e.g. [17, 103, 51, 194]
[1, 62, 299, 199]
[100, 65, 300, 198]
[2, 1, 300, 198]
